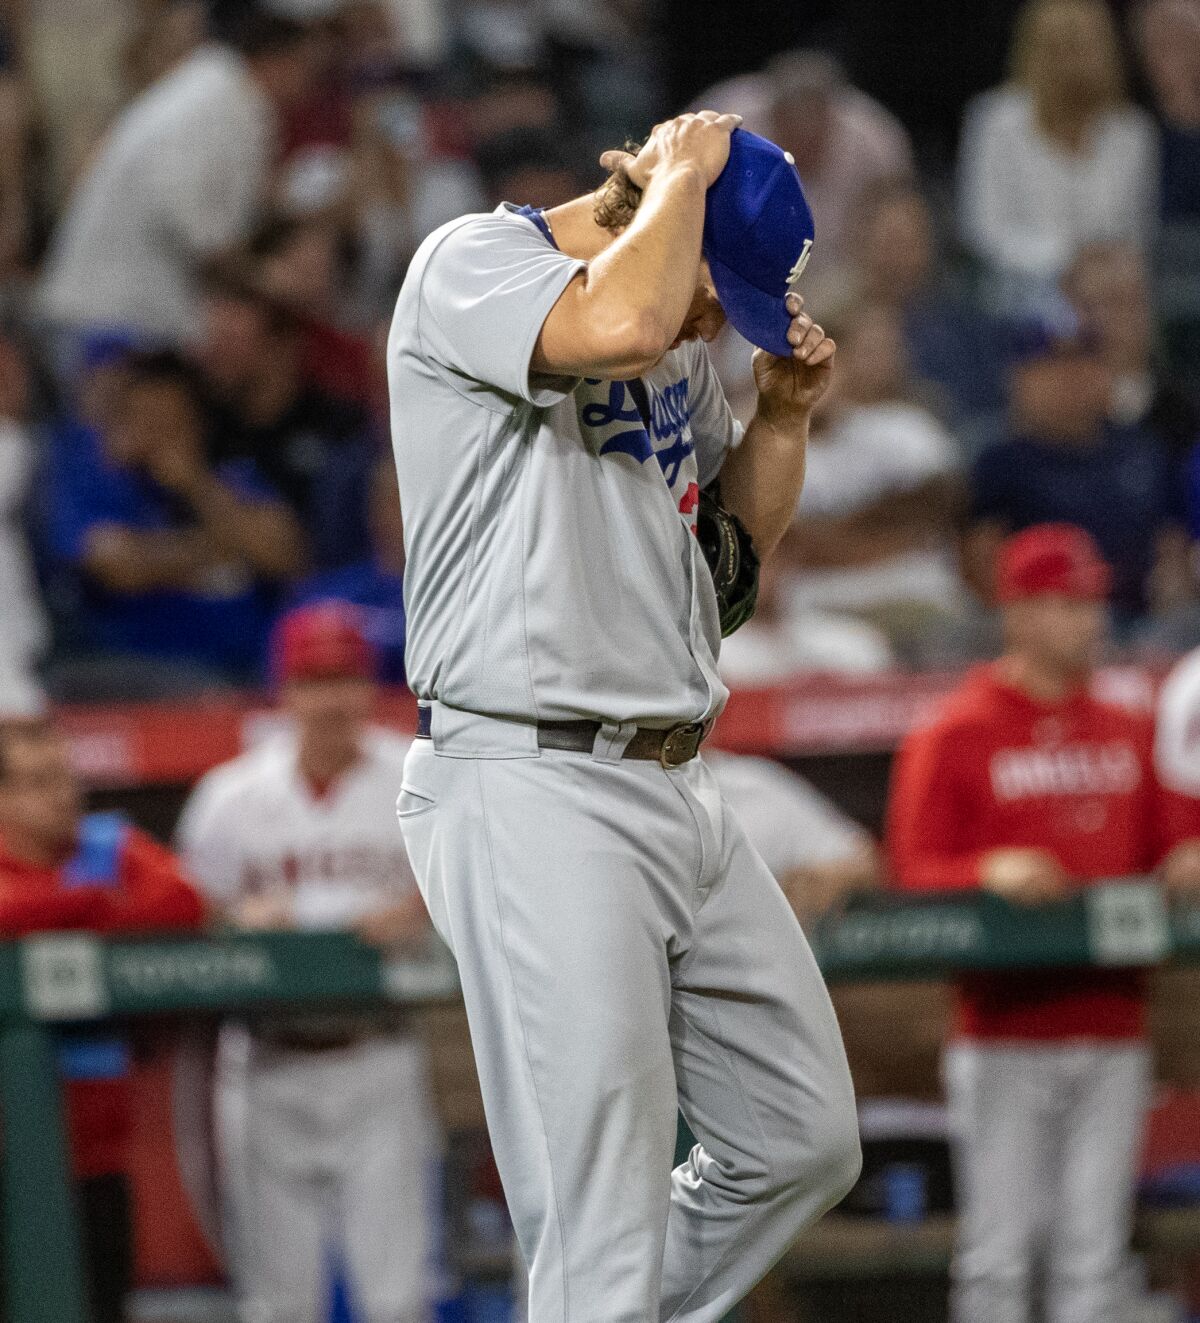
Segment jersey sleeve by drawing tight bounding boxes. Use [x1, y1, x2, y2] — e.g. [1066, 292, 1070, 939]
[887, 715, 988, 892]
[1154, 650, 1200, 846]
[108, 830, 206, 933]
[418, 215, 587, 407]
[686, 342, 744, 488]
[1156, 649, 1200, 798]
[175, 769, 249, 907]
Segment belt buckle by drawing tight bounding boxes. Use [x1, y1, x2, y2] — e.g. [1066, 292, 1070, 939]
[660, 721, 705, 769]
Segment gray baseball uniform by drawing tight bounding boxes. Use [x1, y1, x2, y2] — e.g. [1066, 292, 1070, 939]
[388, 204, 860, 1323]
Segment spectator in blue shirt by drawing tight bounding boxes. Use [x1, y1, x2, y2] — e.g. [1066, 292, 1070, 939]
[197, 268, 377, 572]
[43, 351, 306, 684]
[966, 315, 1193, 626]
[852, 178, 1007, 437]
[289, 459, 406, 685]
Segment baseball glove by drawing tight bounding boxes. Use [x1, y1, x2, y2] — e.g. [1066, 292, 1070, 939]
[696, 481, 760, 637]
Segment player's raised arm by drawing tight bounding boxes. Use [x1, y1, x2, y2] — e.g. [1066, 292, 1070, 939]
[716, 299, 835, 559]
[530, 112, 742, 380]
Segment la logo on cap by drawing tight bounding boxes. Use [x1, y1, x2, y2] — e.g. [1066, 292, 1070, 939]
[787, 239, 813, 291]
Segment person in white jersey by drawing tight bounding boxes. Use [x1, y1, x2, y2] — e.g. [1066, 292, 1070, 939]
[703, 749, 880, 926]
[387, 111, 861, 1323]
[177, 602, 439, 1323]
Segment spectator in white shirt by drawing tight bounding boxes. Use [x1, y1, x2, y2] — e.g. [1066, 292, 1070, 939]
[706, 750, 881, 927]
[38, 14, 319, 370]
[958, 0, 1158, 315]
[778, 300, 968, 662]
[718, 554, 895, 686]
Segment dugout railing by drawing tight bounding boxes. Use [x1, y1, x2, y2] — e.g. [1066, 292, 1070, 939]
[2, 885, 1199, 1323]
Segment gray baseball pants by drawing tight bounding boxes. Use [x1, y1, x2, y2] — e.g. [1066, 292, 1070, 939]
[396, 705, 861, 1323]
[945, 1040, 1152, 1323]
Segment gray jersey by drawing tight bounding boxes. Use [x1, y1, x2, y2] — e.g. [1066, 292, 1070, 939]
[387, 204, 743, 726]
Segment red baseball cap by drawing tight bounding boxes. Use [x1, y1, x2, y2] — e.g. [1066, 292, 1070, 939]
[273, 603, 377, 682]
[995, 523, 1112, 604]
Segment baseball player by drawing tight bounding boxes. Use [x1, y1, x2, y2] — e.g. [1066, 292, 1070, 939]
[387, 112, 860, 1323]
[177, 603, 439, 1323]
[887, 524, 1200, 1323]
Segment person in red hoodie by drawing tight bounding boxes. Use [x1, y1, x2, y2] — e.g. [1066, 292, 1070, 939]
[887, 522, 1200, 1323]
[0, 716, 205, 1323]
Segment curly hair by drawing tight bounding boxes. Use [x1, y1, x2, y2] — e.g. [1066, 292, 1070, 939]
[592, 142, 644, 233]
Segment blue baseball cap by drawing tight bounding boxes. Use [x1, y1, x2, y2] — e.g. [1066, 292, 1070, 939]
[702, 128, 815, 358]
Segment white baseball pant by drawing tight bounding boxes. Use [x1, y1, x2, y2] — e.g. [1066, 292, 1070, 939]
[945, 1040, 1151, 1323]
[216, 1029, 441, 1323]
[396, 709, 861, 1323]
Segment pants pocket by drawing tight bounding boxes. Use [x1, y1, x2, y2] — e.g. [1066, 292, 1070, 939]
[396, 783, 437, 820]
[395, 781, 448, 944]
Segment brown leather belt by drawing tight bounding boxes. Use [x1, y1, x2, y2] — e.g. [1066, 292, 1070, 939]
[252, 1023, 410, 1053]
[251, 1010, 411, 1053]
[415, 704, 710, 768]
[254, 1027, 369, 1053]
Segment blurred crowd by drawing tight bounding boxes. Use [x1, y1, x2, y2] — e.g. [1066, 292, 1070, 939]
[0, 0, 1187, 712]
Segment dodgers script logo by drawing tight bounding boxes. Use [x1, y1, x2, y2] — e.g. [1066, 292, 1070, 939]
[577, 376, 700, 525]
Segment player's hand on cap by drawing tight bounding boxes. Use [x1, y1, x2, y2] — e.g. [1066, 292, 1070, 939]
[599, 111, 743, 193]
[751, 294, 836, 420]
[981, 847, 1069, 906]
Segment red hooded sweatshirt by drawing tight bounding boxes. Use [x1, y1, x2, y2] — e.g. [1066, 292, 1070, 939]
[0, 816, 205, 1176]
[887, 664, 1165, 1042]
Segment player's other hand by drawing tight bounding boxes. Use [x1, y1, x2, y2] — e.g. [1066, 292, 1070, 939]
[981, 848, 1068, 905]
[356, 892, 431, 951]
[599, 111, 743, 192]
[752, 294, 836, 421]
[234, 892, 294, 929]
[1161, 839, 1200, 898]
